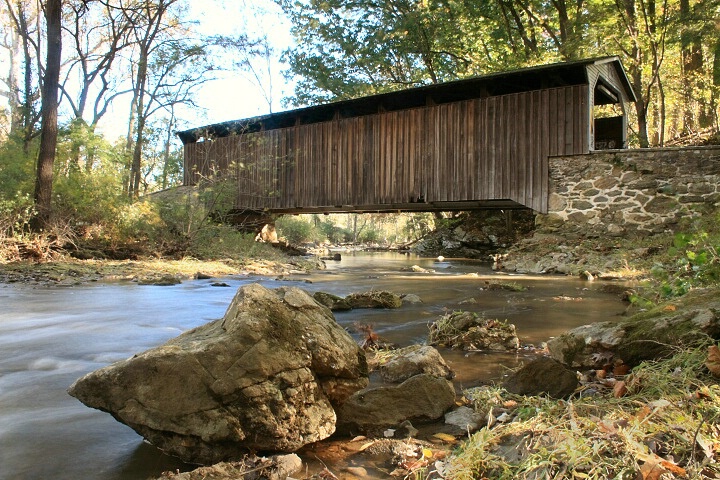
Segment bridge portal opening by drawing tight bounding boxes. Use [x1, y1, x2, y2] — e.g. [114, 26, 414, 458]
[592, 79, 629, 150]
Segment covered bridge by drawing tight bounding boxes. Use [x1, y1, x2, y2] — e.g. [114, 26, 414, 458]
[177, 56, 635, 215]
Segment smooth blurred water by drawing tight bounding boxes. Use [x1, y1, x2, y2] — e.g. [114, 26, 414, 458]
[0, 252, 628, 480]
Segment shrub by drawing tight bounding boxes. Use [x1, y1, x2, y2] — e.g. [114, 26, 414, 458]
[357, 226, 381, 243]
[276, 216, 314, 244]
[189, 224, 285, 260]
[648, 217, 720, 299]
[317, 219, 353, 243]
[0, 194, 34, 238]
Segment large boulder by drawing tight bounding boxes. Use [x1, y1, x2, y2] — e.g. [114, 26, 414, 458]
[68, 283, 368, 464]
[548, 288, 720, 368]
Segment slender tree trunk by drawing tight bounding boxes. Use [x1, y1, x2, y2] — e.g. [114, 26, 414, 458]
[5, 20, 22, 136]
[130, 113, 146, 196]
[16, 2, 36, 153]
[161, 115, 174, 189]
[128, 43, 149, 198]
[618, 0, 651, 147]
[32, 0, 62, 231]
[123, 88, 137, 194]
[680, 0, 704, 133]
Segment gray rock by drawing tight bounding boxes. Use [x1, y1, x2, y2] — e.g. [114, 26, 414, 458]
[547, 322, 626, 367]
[401, 294, 423, 304]
[68, 283, 368, 464]
[313, 291, 352, 311]
[380, 345, 454, 383]
[337, 374, 456, 434]
[345, 291, 403, 309]
[444, 406, 484, 434]
[547, 288, 720, 367]
[138, 274, 182, 286]
[503, 357, 578, 399]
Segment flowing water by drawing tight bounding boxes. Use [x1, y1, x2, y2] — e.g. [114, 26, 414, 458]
[0, 252, 628, 480]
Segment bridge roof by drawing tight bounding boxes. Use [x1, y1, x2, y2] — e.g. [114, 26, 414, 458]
[177, 56, 634, 145]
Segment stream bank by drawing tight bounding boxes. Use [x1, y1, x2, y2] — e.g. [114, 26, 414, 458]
[0, 255, 323, 286]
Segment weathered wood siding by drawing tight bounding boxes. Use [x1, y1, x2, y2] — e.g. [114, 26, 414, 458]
[184, 84, 589, 213]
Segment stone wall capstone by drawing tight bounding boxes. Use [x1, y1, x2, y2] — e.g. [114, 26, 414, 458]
[539, 147, 720, 237]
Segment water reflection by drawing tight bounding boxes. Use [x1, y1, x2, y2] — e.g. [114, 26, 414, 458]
[0, 252, 627, 480]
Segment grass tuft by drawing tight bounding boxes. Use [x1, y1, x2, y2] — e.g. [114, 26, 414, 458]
[444, 342, 720, 480]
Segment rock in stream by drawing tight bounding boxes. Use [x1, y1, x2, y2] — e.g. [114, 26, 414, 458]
[68, 283, 369, 464]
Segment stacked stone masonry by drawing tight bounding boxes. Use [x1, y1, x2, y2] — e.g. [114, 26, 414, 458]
[542, 147, 720, 237]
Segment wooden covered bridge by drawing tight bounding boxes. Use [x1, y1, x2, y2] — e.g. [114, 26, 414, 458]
[177, 56, 635, 217]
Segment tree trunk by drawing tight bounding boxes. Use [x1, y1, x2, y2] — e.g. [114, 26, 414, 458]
[680, 0, 704, 133]
[123, 80, 138, 194]
[32, 0, 62, 231]
[161, 114, 174, 189]
[618, 0, 650, 147]
[127, 49, 148, 199]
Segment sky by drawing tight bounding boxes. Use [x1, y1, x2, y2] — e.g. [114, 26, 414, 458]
[183, 0, 296, 126]
[93, 0, 297, 140]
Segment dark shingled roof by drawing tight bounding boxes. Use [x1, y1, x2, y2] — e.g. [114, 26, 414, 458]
[177, 56, 635, 145]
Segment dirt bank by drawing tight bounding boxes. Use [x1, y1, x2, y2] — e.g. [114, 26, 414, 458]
[0, 256, 324, 286]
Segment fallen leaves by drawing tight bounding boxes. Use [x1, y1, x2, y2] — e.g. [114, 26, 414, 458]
[638, 456, 687, 479]
[613, 380, 628, 398]
[432, 432, 458, 444]
[706, 345, 720, 378]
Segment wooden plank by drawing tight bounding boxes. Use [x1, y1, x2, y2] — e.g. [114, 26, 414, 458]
[476, 98, 485, 200]
[439, 104, 448, 202]
[516, 92, 528, 206]
[532, 89, 542, 210]
[565, 86, 574, 153]
[390, 111, 399, 203]
[497, 96, 506, 198]
[397, 110, 406, 203]
[408, 109, 417, 201]
[580, 85, 590, 153]
[549, 88, 565, 155]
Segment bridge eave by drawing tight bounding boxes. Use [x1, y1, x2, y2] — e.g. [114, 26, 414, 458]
[254, 200, 532, 216]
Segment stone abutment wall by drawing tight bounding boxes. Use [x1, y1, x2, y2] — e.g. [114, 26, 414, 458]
[538, 147, 720, 237]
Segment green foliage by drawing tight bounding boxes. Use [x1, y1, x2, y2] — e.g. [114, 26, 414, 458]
[276, 215, 314, 244]
[403, 212, 435, 241]
[53, 170, 127, 227]
[357, 225, 381, 243]
[0, 194, 35, 239]
[317, 218, 353, 243]
[114, 200, 166, 246]
[0, 135, 36, 197]
[627, 215, 720, 307]
[652, 222, 720, 298]
[277, 0, 545, 105]
[189, 224, 284, 261]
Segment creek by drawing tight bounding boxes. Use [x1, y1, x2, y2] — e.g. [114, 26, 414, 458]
[0, 252, 628, 480]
